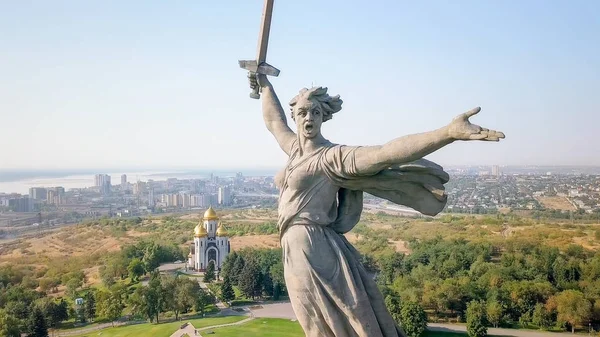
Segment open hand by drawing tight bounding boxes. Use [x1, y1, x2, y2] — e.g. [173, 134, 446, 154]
[447, 107, 505, 141]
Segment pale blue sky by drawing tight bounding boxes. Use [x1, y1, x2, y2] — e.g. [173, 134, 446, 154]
[1, 0, 598, 170]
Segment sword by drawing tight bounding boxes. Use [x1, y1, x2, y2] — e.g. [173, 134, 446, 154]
[239, 0, 280, 99]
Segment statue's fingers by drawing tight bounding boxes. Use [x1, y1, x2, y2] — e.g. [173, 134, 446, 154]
[463, 107, 481, 119]
[469, 133, 488, 140]
[488, 130, 505, 139]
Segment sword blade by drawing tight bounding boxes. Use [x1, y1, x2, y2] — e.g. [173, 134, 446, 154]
[256, 0, 275, 64]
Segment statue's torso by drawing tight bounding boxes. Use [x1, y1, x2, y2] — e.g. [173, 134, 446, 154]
[276, 147, 340, 228]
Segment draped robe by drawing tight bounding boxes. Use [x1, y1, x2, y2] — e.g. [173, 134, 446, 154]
[275, 139, 449, 337]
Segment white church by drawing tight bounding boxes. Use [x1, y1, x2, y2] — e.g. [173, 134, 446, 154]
[188, 206, 231, 271]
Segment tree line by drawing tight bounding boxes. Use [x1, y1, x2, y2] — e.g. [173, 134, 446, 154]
[372, 235, 600, 336]
[207, 248, 286, 303]
[99, 240, 185, 286]
[0, 238, 199, 337]
[0, 268, 69, 337]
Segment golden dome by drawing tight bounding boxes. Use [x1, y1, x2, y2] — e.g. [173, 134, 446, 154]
[203, 206, 219, 221]
[216, 222, 229, 237]
[194, 223, 207, 237]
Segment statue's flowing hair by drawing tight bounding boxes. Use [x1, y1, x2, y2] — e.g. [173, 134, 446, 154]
[289, 87, 343, 122]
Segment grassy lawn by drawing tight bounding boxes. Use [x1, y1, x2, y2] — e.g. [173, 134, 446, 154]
[177, 271, 202, 278]
[207, 320, 472, 337]
[67, 316, 245, 337]
[207, 318, 304, 337]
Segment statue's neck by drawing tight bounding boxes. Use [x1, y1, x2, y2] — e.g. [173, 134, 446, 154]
[297, 134, 328, 157]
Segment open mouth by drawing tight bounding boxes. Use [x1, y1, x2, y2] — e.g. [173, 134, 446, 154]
[305, 124, 314, 132]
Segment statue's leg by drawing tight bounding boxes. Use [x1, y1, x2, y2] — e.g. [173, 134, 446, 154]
[282, 225, 364, 337]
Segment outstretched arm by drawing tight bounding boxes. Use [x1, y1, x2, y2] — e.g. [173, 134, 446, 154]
[353, 107, 505, 175]
[249, 73, 295, 156]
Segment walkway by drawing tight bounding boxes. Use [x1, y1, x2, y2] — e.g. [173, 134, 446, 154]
[56, 321, 145, 336]
[195, 317, 255, 337]
[169, 322, 197, 337]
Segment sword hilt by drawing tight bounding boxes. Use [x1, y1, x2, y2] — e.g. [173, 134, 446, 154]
[239, 60, 280, 100]
[250, 82, 261, 99]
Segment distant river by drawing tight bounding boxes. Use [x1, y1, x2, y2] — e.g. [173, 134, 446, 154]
[0, 171, 202, 194]
[0, 169, 276, 195]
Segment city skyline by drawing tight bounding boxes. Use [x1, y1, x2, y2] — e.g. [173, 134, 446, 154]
[1, 1, 599, 169]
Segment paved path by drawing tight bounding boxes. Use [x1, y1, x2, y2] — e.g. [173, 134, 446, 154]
[170, 322, 197, 337]
[196, 317, 255, 337]
[247, 302, 297, 319]
[56, 321, 145, 336]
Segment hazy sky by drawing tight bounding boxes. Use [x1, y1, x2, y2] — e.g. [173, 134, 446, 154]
[1, 0, 598, 170]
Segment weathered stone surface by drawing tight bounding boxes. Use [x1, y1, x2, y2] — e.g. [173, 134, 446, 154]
[248, 73, 504, 337]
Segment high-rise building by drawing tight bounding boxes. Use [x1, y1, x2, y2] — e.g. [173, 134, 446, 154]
[55, 187, 65, 196]
[165, 194, 180, 207]
[46, 187, 65, 205]
[148, 188, 155, 207]
[182, 193, 191, 208]
[47, 190, 56, 204]
[29, 187, 47, 200]
[9, 197, 33, 212]
[133, 181, 147, 195]
[190, 194, 204, 207]
[218, 187, 232, 206]
[121, 174, 127, 189]
[95, 174, 111, 195]
[492, 165, 500, 177]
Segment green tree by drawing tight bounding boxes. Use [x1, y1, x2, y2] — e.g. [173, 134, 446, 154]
[195, 288, 213, 317]
[399, 301, 427, 337]
[532, 303, 551, 330]
[549, 290, 591, 333]
[385, 295, 402, 324]
[143, 245, 161, 273]
[145, 273, 164, 323]
[96, 285, 126, 326]
[203, 261, 216, 283]
[36, 298, 68, 328]
[0, 309, 20, 337]
[160, 275, 176, 320]
[128, 286, 148, 321]
[230, 256, 245, 286]
[27, 307, 48, 337]
[220, 276, 235, 303]
[127, 258, 145, 282]
[269, 260, 285, 300]
[519, 310, 532, 328]
[65, 278, 82, 299]
[58, 299, 69, 324]
[99, 266, 115, 287]
[466, 300, 488, 337]
[220, 251, 238, 281]
[174, 278, 200, 320]
[84, 292, 96, 322]
[486, 299, 503, 328]
[238, 261, 263, 299]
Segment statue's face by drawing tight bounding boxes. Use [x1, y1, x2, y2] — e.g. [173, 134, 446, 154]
[293, 98, 323, 139]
